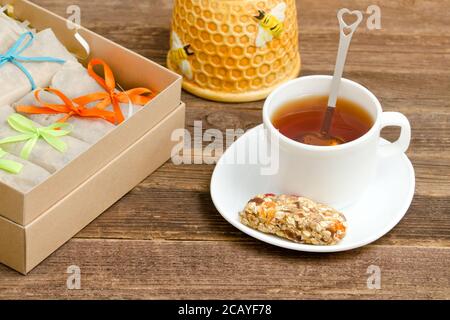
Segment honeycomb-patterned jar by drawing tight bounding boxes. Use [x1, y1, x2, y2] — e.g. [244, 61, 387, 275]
[167, 0, 301, 102]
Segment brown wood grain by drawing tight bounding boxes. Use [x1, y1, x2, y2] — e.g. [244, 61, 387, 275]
[0, 0, 448, 299]
[0, 239, 449, 299]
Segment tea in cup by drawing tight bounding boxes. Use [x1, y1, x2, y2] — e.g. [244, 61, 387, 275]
[263, 75, 411, 207]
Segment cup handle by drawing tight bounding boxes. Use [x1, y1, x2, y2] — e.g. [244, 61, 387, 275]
[378, 112, 411, 158]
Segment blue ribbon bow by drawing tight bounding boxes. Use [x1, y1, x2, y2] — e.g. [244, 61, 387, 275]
[0, 32, 65, 90]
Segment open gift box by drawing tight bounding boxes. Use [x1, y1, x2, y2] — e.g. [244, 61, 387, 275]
[0, 0, 184, 274]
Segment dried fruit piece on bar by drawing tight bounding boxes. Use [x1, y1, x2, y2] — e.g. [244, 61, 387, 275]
[239, 194, 347, 245]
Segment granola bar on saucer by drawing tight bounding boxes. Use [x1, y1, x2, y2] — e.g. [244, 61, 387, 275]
[239, 194, 347, 245]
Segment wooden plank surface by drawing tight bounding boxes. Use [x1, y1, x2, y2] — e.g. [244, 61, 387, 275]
[0, 240, 449, 299]
[0, 0, 449, 299]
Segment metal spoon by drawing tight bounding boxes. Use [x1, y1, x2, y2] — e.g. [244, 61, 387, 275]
[298, 8, 363, 146]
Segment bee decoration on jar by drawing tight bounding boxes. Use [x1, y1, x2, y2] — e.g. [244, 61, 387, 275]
[254, 2, 286, 48]
[169, 31, 194, 79]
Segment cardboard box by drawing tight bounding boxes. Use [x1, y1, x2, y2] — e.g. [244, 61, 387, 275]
[0, 0, 186, 274]
[0, 103, 185, 274]
[0, 0, 182, 225]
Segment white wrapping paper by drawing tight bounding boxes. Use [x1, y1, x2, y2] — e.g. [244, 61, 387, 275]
[0, 105, 89, 173]
[13, 89, 115, 144]
[0, 11, 28, 52]
[0, 28, 77, 106]
[0, 148, 51, 193]
[51, 61, 142, 117]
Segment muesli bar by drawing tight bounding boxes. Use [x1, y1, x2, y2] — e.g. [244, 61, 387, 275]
[240, 194, 347, 245]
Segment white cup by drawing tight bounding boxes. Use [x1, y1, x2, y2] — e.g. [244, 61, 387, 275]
[263, 75, 411, 208]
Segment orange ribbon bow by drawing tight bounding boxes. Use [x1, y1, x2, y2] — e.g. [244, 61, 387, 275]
[73, 58, 156, 124]
[16, 88, 117, 124]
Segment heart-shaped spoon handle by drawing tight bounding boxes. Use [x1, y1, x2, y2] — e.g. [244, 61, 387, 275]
[328, 8, 363, 108]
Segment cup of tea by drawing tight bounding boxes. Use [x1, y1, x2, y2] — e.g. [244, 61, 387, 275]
[262, 75, 411, 208]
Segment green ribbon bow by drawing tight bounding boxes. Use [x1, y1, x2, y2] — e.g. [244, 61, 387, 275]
[0, 148, 23, 174]
[0, 114, 72, 160]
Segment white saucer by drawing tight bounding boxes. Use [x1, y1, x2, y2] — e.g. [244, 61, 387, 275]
[211, 125, 415, 252]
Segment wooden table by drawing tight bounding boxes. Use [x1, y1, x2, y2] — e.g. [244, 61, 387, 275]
[0, 0, 448, 299]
